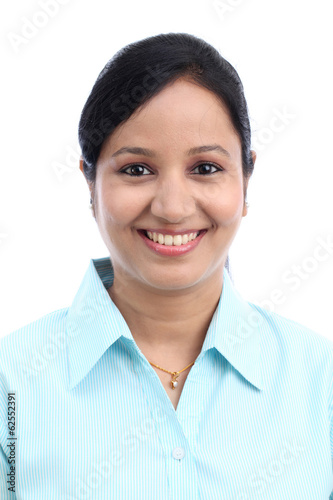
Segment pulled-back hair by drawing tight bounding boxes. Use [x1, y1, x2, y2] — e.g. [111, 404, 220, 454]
[78, 32, 254, 187]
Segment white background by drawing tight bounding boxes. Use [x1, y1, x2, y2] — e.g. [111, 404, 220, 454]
[0, 0, 332, 339]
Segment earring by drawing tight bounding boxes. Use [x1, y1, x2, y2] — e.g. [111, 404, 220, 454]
[89, 197, 93, 210]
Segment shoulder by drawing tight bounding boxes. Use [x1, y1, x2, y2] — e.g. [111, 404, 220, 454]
[251, 300, 332, 344]
[241, 296, 333, 362]
[225, 270, 333, 357]
[247, 300, 333, 371]
[0, 307, 69, 374]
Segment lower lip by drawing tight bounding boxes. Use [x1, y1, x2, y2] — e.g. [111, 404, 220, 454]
[137, 230, 207, 256]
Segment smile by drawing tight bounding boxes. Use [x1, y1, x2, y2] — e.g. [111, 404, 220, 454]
[145, 231, 200, 246]
[137, 229, 207, 257]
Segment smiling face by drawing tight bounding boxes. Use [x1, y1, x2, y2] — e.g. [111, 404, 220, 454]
[81, 77, 253, 293]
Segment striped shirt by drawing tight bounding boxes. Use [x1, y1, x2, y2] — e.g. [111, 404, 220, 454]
[1, 256, 333, 499]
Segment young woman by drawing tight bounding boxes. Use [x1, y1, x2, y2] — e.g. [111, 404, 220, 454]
[1, 32, 332, 499]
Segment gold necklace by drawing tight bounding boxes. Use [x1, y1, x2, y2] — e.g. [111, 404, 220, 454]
[148, 360, 195, 389]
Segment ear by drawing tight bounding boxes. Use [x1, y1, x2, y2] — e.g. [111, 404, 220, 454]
[80, 156, 96, 220]
[242, 150, 256, 217]
[242, 186, 249, 217]
[79, 156, 94, 196]
[79, 155, 84, 175]
[79, 155, 87, 179]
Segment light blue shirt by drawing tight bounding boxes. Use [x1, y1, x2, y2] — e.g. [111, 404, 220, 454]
[1, 257, 333, 499]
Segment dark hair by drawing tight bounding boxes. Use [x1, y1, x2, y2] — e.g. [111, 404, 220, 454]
[78, 32, 254, 186]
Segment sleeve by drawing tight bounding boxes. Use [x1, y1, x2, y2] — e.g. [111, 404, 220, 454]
[0, 354, 16, 499]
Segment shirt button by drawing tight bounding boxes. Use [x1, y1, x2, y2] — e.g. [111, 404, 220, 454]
[172, 447, 185, 460]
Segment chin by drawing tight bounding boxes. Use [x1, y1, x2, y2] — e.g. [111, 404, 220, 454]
[140, 264, 213, 290]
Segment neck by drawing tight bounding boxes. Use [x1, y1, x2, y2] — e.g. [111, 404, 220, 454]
[107, 269, 224, 364]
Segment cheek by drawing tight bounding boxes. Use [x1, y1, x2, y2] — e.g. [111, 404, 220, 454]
[201, 182, 245, 226]
[98, 184, 146, 228]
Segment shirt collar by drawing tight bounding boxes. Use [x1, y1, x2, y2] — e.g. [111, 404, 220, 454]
[201, 268, 263, 391]
[66, 257, 134, 390]
[66, 257, 263, 391]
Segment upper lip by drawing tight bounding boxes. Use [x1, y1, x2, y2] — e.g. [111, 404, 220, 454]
[138, 228, 207, 235]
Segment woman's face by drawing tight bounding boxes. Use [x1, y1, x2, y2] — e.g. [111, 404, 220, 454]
[82, 78, 253, 292]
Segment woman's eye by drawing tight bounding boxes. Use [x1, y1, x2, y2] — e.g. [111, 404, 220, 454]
[192, 162, 221, 175]
[120, 162, 221, 176]
[121, 164, 152, 176]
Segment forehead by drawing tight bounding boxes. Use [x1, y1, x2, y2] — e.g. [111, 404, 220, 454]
[100, 78, 241, 160]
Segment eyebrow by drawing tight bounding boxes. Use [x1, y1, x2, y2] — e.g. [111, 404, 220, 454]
[111, 144, 231, 159]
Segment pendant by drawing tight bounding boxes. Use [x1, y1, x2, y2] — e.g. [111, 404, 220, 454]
[171, 373, 179, 390]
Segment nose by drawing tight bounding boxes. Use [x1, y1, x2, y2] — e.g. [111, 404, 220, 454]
[150, 175, 196, 223]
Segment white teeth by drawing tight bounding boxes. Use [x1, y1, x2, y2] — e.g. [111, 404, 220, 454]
[145, 231, 200, 246]
[164, 235, 173, 246]
[173, 235, 182, 246]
